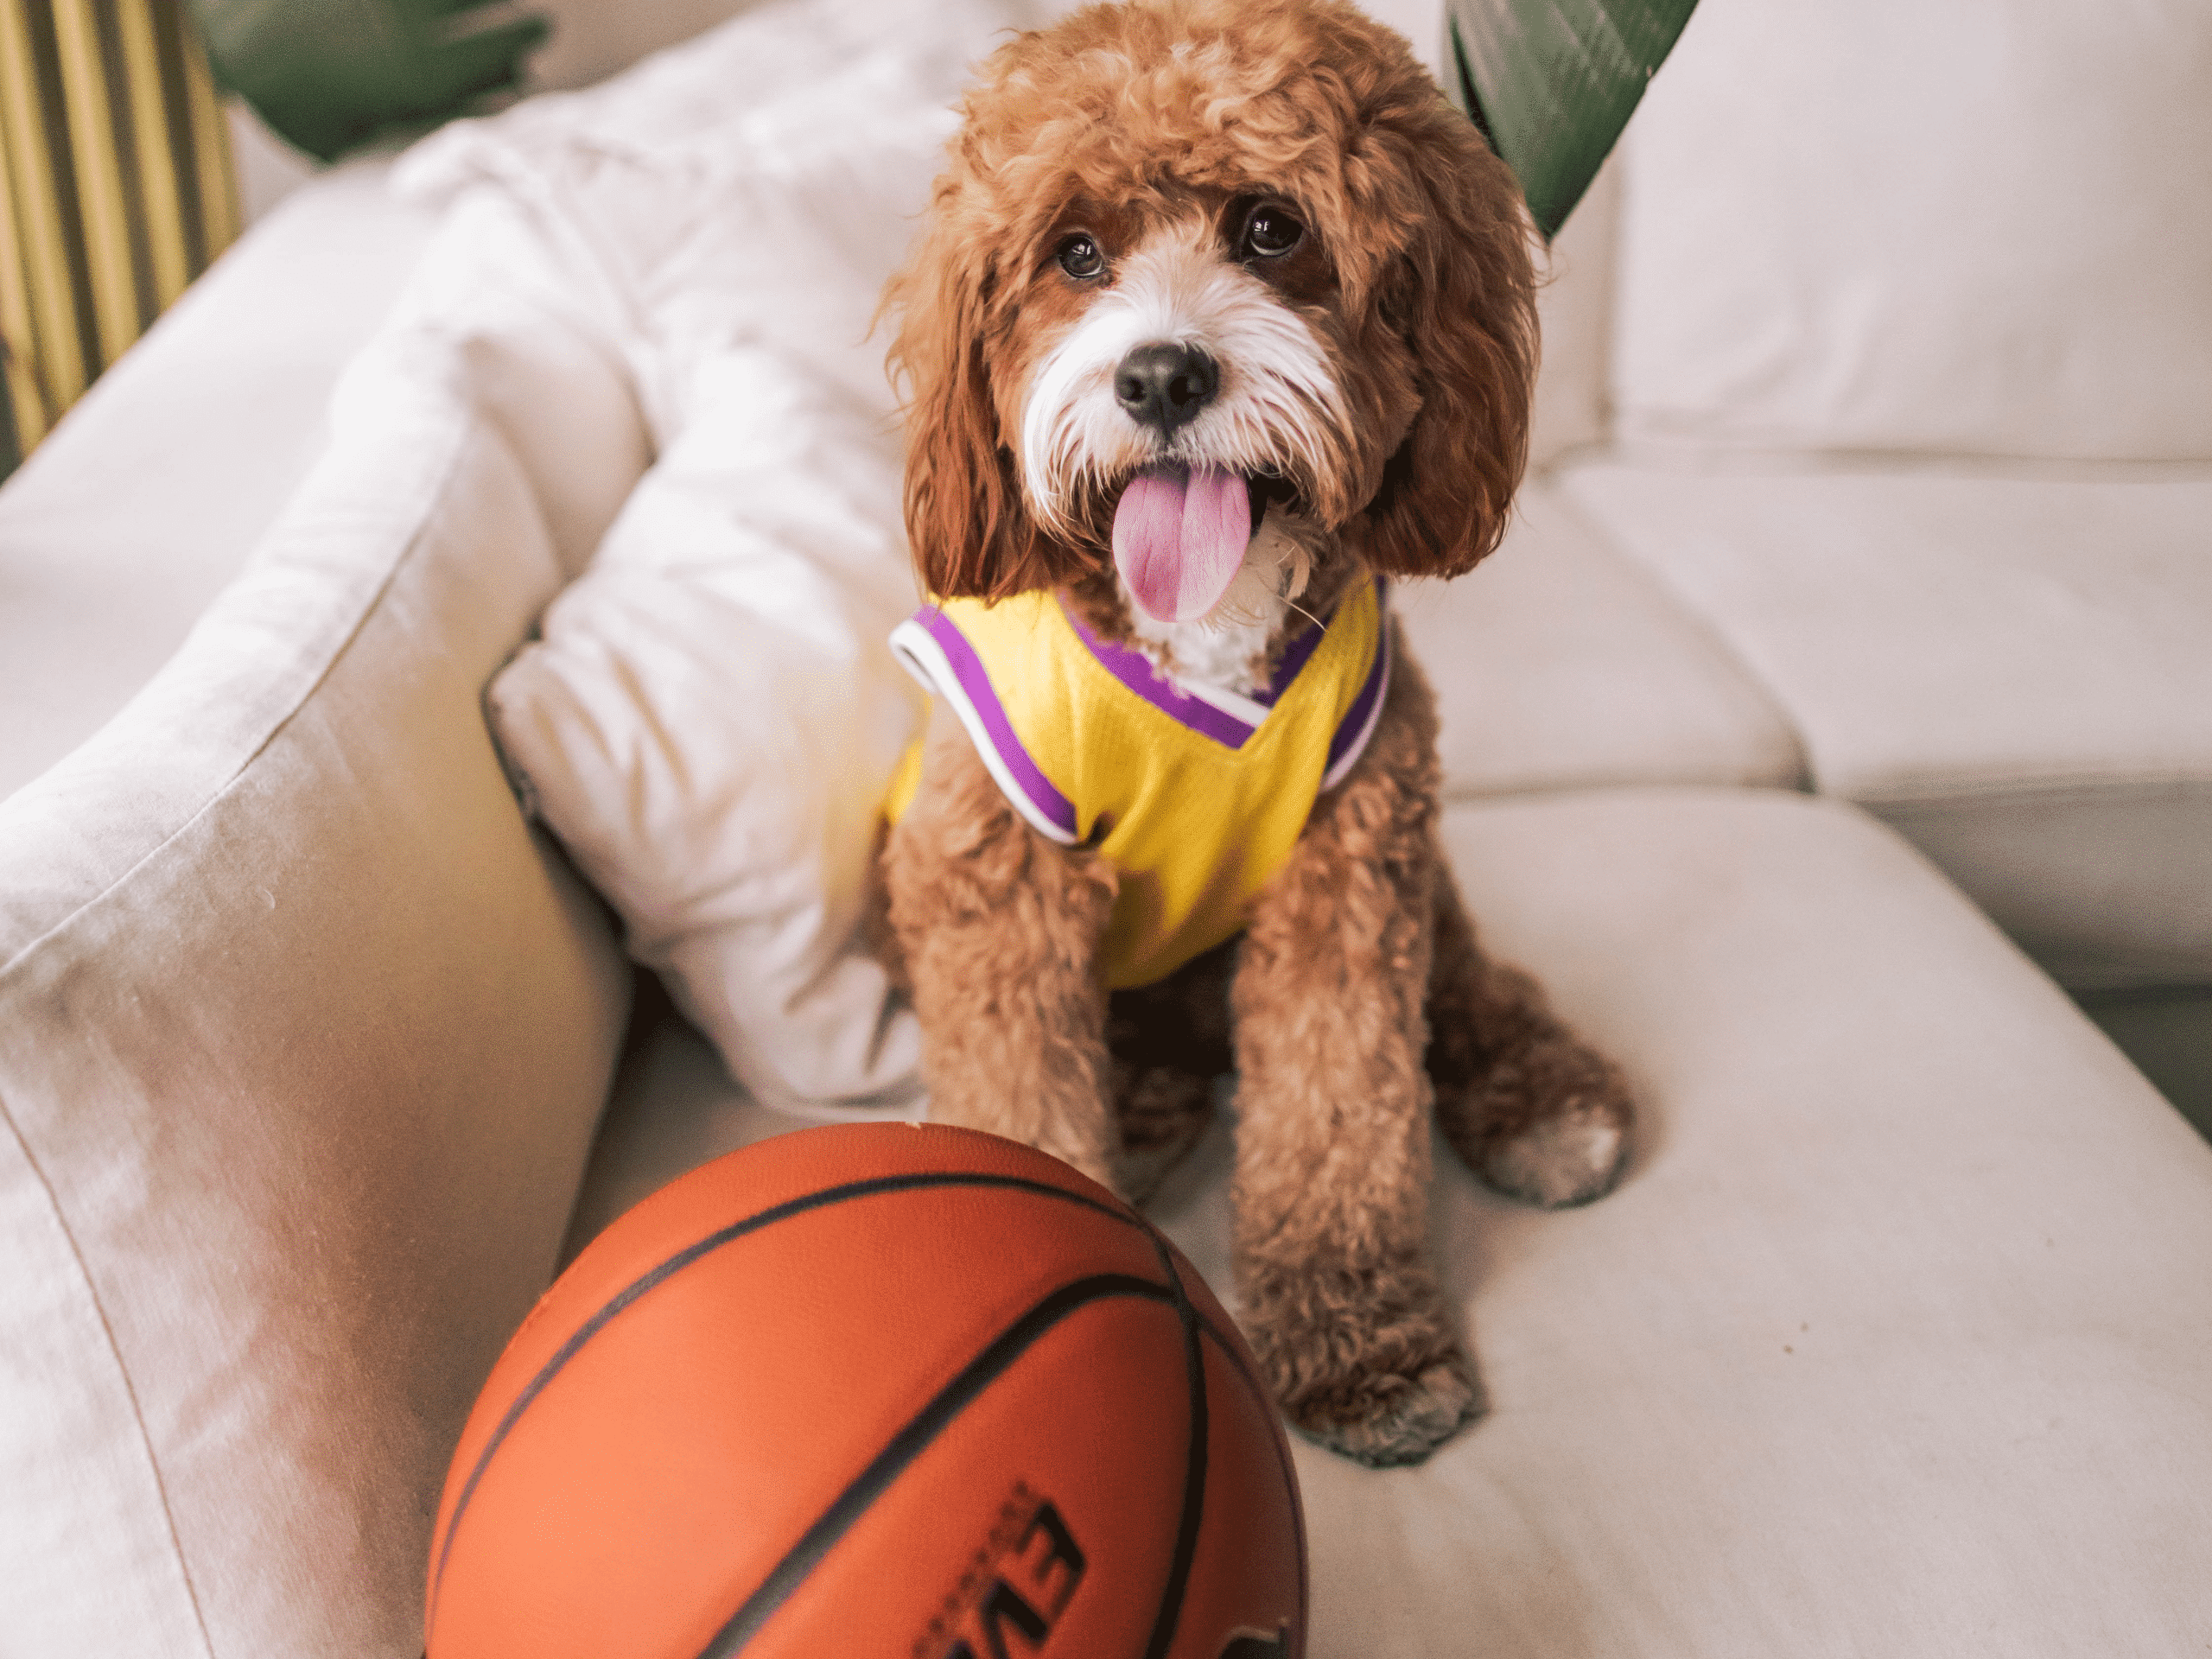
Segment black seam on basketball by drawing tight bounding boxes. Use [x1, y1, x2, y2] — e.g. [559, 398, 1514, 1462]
[1197, 1323, 1309, 1633]
[1139, 1234, 1209, 1659]
[1191, 1317, 1269, 1425]
[696, 1274, 1178, 1656]
[425, 1172, 1142, 1638]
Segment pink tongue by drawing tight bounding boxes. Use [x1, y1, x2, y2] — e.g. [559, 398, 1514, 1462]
[1111, 465, 1252, 623]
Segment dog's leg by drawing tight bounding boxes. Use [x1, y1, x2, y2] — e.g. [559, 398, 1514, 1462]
[1426, 866, 1634, 1208]
[1228, 656, 1478, 1466]
[883, 709, 1120, 1189]
[1107, 940, 1235, 1204]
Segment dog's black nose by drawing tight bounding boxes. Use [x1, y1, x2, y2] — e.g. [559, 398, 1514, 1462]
[1115, 341, 1218, 436]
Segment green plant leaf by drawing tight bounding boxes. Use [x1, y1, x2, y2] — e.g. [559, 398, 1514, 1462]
[188, 0, 551, 162]
[1446, 0, 1698, 239]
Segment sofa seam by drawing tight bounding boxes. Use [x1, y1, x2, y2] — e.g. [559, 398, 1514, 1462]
[1540, 485, 1816, 791]
[1853, 772, 2212, 812]
[1590, 434, 2212, 481]
[0, 1085, 218, 1658]
[1440, 775, 1813, 809]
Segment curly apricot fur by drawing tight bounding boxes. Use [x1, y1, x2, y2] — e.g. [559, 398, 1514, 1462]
[880, 0, 1630, 1465]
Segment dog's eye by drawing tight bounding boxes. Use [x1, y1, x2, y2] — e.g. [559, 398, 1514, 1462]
[1056, 233, 1106, 280]
[1242, 205, 1304, 259]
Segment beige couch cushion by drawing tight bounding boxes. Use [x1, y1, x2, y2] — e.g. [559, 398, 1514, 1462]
[1524, 156, 1619, 472]
[0, 161, 433, 802]
[1561, 461, 2212, 989]
[1404, 481, 1804, 798]
[568, 788, 2212, 1655]
[1609, 0, 2212, 461]
[0, 303, 637, 1653]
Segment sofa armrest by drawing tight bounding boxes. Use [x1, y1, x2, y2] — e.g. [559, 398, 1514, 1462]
[0, 159, 435, 803]
[0, 313, 632, 1656]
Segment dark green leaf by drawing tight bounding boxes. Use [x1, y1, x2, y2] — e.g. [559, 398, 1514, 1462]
[1446, 0, 1698, 239]
[188, 0, 551, 162]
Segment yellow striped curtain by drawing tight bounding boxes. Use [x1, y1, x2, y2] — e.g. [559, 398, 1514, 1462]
[1, 0, 238, 478]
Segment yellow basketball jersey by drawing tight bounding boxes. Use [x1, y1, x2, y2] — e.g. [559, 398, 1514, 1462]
[887, 579, 1390, 988]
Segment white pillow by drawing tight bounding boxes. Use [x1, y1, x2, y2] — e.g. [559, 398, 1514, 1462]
[1610, 0, 2212, 461]
[486, 347, 929, 1113]
[404, 1, 1082, 1112]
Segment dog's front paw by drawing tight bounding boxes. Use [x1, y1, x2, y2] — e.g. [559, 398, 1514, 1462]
[1477, 1088, 1631, 1209]
[1294, 1356, 1481, 1468]
[1241, 1264, 1484, 1467]
[1446, 1033, 1634, 1210]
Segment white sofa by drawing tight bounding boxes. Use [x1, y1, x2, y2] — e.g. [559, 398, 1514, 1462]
[3, 2, 2209, 1655]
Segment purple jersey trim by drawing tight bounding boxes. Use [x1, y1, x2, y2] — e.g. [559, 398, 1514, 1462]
[1249, 615, 1325, 709]
[910, 607, 1080, 839]
[1321, 589, 1391, 789]
[1060, 604, 1259, 748]
[1058, 578, 1386, 758]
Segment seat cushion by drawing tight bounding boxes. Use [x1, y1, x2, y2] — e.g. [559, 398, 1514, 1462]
[0, 158, 433, 802]
[1560, 460, 2212, 990]
[1608, 0, 2212, 462]
[1404, 481, 1804, 798]
[569, 787, 2212, 1656]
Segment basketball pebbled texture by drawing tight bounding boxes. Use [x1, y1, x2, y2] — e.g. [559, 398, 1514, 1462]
[424, 1122, 1306, 1659]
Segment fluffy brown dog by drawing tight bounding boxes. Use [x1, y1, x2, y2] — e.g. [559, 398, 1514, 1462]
[878, 0, 1634, 1466]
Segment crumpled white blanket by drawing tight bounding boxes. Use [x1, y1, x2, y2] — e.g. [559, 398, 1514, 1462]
[391, 0, 1071, 1115]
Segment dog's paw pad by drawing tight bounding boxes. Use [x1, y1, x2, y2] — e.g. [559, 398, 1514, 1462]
[1295, 1359, 1483, 1468]
[1481, 1101, 1630, 1209]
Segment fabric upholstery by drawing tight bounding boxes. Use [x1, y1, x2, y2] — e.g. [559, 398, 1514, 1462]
[1561, 460, 2212, 989]
[485, 349, 926, 1114]
[1524, 154, 1618, 473]
[1402, 481, 1804, 799]
[0, 305, 634, 1656]
[1609, 0, 2212, 461]
[2080, 988, 2212, 1144]
[0, 159, 433, 801]
[568, 788, 2212, 1656]
[525, 0, 788, 94]
[559, 980, 912, 1267]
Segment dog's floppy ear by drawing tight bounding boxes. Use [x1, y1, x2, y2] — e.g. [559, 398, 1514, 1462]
[885, 196, 1059, 602]
[1355, 106, 1538, 582]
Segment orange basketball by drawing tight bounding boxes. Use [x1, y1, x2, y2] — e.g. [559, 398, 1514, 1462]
[425, 1122, 1306, 1659]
